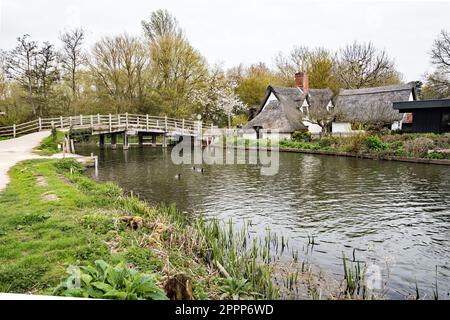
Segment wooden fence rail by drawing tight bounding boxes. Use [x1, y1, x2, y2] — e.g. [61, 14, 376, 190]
[0, 114, 216, 138]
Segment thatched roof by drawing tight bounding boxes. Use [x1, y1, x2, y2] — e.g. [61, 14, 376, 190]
[335, 83, 416, 123]
[244, 86, 307, 133]
[307, 88, 334, 111]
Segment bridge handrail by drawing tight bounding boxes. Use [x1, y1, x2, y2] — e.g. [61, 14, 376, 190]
[0, 113, 217, 138]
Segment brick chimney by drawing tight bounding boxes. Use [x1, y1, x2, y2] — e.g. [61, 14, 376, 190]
[295, 72, 309, 93]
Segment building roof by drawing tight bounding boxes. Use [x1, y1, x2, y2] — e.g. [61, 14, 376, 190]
[393, 98, 450, 111]
[244, 85, 308, 133]
[335, 83, 416, 123]
[307, 88, 334, 111]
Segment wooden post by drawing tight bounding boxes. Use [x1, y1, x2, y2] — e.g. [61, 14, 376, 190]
[13, 124, 16, 138]
[60, 116, 63, 129]
[157, 120, 159, 128]
[137, 116, 140, 126]
[165, 116, 168, 131]
[117, 114, 121, 126]
[38, 117, 42, 131]
[80, 114, 83, 126]
[109, 114, 112, 132]
[125, 112, 129, 129]
[99, 134, 105, 147]
[111, 133, 117, 149]
[182, 119, 185, 134]
[69, 116, 72, 126]
[90, 115, 93, 128]
[97, 114, 101, 124]
[162, 134, 167, 148]
[123, 132, 129, 150]
[146, 114, 149, 130]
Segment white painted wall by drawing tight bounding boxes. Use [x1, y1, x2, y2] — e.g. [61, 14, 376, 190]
[303, 120, 322, 134]
[332, 122, 353, 133]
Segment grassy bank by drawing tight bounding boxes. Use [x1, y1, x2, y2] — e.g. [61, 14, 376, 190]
[0, 158, 341, 299]
[34, 129, 65, 156]
[226, 133, 450, 161]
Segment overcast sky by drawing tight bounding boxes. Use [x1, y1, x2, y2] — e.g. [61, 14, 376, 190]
[1, 0, 449, 81]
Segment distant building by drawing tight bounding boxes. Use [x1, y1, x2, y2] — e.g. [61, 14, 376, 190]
[393, 99, 450, 133]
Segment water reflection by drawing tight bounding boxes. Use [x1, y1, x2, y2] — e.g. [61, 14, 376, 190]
[78, 145, 450, 299]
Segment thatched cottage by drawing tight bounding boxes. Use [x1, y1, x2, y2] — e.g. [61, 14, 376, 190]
[243, 72, 334, 139]
[333, 83, 417, 132]
[244, 72, 417, 139]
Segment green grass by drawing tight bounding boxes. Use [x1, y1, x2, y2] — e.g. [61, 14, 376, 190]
[0, 159, 246, 298]
[35, 130, 65, 156]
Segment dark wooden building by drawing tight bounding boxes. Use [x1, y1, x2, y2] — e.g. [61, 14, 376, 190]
[393, 99, 450, 133]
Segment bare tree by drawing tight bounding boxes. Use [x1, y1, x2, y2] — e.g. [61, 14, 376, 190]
[35, 42, 59, 115]
[60, 29, 85, 99]
[89, 34, 149, 113]
[431, 29, 450, 74]
[274, 46, 310, 82]
[4, 35, 39, 115]
[334, 41, 401, 89]
[306, 106, 342, 134]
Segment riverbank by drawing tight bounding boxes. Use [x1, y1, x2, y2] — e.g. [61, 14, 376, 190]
[226, 133, 450, 165]
[2, 157, 357, 300]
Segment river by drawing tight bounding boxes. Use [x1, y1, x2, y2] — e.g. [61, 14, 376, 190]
[77, 145, 450, 299]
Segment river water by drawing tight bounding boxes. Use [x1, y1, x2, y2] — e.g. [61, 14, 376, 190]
[77, 145, 450, 299]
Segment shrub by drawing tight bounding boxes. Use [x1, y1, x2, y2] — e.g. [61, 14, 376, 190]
[366, 135, 388, 151]
[54, 158, 84, 174]
[53, 260, 168, 300]
[318, 136, 339, 148]
[292, 130, 311, 142]
[341, 134, 368, 153]
[404, 137, 434, 158]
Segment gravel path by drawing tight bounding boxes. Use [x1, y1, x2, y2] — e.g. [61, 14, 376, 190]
[0, 131, 51, 191]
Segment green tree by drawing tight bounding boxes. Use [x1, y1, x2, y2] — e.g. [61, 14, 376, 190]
[233, 63, 285, 108]
[143, 10, 207, 118]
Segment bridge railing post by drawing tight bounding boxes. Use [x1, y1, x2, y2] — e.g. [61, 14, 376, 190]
[137, 115, 140, 127]
[125, 112, 128, 129]
[38, 117, 42, 131]
[13, 124, 16, 138]
[80, 114, 83, 126]
[165, 116, 168, 132]
[109, 114, 112, 132]
[97, 114, 100, 125]
[90, 115, 93, 128]
[117, 114, 121, 126]
[60, 116, 63, 129]
[146, 114, 149, 130]
[182, 119, 185, 135]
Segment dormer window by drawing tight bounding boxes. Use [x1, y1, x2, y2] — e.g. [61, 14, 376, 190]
[300, 99, 309, 113]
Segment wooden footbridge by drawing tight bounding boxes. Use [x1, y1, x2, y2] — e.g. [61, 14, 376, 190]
[0, 113, 219, 149]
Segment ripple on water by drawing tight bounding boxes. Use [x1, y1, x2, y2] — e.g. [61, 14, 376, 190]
[78, 146, 450, 299]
